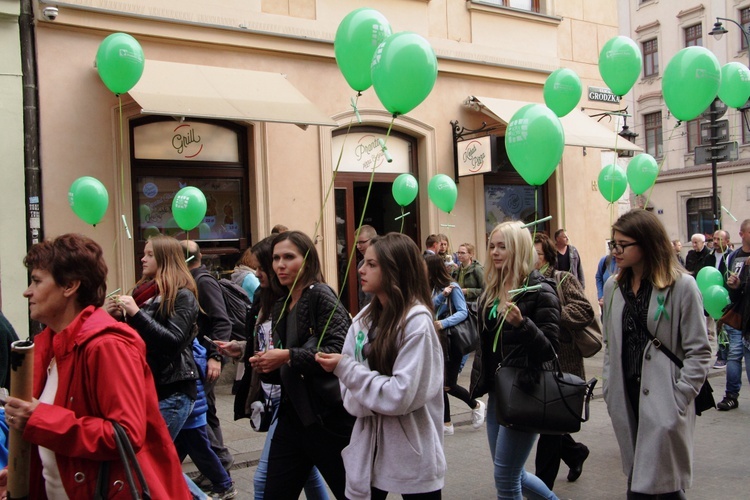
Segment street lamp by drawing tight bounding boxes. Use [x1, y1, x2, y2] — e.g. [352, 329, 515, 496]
[710, 17, 750, 67]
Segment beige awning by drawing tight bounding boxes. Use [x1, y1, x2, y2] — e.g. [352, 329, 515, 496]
[466, 96, 642, 152]
[128, 60, 338, 127]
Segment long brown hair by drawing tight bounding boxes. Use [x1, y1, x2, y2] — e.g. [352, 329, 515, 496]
[612, 209, 682, 288]
[364, 233, 434, 376]
[136, 235, 198, 316]
[251, 236, 285, 324]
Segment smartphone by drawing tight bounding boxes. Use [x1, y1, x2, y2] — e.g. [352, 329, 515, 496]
[202, 336, 234, 356]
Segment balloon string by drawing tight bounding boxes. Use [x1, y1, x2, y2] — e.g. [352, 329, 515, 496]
[559, 162, 566, 229]
[400, 206, 405, 233]
[643, 121, 681, 211]
[118, 95, 130, 240]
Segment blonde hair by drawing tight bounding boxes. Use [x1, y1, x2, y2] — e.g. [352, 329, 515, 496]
[137, 235, 198, 317]
[481, 221, 535, 313]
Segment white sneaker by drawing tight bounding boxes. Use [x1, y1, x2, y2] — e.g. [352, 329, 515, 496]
[444, 423, 454, 435]
[471, 400, 486, 429]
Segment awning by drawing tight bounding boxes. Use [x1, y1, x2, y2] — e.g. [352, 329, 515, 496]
[128, 60, 338, 127]
[466, 96, 642, 152]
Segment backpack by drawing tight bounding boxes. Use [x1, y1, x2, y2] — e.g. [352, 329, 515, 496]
[217, 278, 252, 341]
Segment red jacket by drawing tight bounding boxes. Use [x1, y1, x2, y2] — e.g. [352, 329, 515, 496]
[23, 306, 190, 499]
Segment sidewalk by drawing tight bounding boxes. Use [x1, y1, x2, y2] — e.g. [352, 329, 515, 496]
[187, 351, 750, 498]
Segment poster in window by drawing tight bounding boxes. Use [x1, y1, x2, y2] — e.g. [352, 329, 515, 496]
[484, 185, 543, 235]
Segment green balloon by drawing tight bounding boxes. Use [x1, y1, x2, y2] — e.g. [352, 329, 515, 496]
[702, 284, 730, 320]
[371, 32, 437, 116]
[718, 62, 750, 109]
[696, 267, 725, 295]
[143, 225, 161, 239]
[626, 153, 658, 195]
[598, 164, 627, 202]
[392, 173, 419, 206]
[198, 222, 212, 238]
[427, 174, 457, 213]
[68, 176, 109, 225]
[598, 36, 642, 96]
[334, 8, 392, 92]
[543, 68, 582, 117]
[172, 186, 207, 231]
[96, 33, 145, 94]
[663, 46, 721, 122]
[505, 104, 564, 186]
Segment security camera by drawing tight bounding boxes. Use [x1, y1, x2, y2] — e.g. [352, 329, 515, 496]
[42, 7, 58, 21]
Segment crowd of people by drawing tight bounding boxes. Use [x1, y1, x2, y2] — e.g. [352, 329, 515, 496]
[0, 209, 734, 499]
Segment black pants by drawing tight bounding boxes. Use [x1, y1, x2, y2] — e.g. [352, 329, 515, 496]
[204, 376, 234, 469]
[264, 400, 353, 499]
[443, 339, 477, 423]
[372, 486, 442, 499]
[535, 433, 588, 489]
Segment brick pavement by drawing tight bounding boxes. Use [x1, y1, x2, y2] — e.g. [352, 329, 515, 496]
[188, 350, 750, 499]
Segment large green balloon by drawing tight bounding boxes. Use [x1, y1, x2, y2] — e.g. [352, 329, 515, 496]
[626, 153, 658, 195]
[334, 8, 392, 92]
[427, 174, 457, 213]
[392, 173, 419, 207]
[663, 46, 721, 122]
[505, 104, 564, 186]
[702, 284, 730, 320]
[696, 267, 725, 295]
[68, 176, 109, 225]
[718, 62, 750, 109]
[371, 32, 437, 116]
[598, 36, 642, 96]
[96, 33, 145, 94]
[172, 186, 207, 231]
[598, 164, 627, 202]
[543, 68, 582, 117]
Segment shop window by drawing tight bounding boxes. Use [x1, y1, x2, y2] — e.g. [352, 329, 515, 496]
[644, 112, 663, 158]
[684, 24, 702, 47]
[643, 39, 659, 77]
[686, 197, 717, 237]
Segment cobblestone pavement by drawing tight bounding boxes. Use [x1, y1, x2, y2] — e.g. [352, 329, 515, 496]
[187, 349, 750, 499]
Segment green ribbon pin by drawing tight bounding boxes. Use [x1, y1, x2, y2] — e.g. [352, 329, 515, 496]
[355, 330, 366, 363]
[653, 294, 670, 322]
[489, 299, 500, 319]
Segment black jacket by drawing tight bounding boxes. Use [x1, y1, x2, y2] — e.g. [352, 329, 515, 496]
[191, 266, 232, 360]
[470, 270, 560, 399]
[685, 246, 710, 277]
[128, 288, 199, 398]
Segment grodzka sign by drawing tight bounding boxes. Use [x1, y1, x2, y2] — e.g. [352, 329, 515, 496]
[588, 86, 620, 103]
[457, 135, 492, 177]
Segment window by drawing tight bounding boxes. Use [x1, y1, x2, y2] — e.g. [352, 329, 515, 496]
[743, 113, 750, 144]
[742, 8, 750, 50]
[473, 0, 540, 12]
[686, 119, 705, 153]
[686, 197, 718, 237]
[643, 39, 659, 76]
[685, 24, 702, 47]
[644, 112, 663, 158]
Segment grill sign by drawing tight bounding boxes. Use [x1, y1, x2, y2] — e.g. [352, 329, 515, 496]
[588, 86, 620, 103]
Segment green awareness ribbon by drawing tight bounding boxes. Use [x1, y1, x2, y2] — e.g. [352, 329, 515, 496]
[355, 330, 366, 363]
[653, 294, 670, 322]
[489, 299, 500, 319]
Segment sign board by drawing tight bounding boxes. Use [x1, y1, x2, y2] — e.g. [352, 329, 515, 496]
[133, 121, 239, 162]
[331, 132, 411, 174]
[694, 141, 738, 165]
[588, 86, 620, 103]
[700, 120, 729, 142]
[457, 136, 493, 177]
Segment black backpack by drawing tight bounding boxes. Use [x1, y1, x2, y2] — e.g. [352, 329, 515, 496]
[217, 278, 252, 341]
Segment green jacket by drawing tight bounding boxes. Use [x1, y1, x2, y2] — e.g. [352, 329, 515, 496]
[452, 260, 485, 301]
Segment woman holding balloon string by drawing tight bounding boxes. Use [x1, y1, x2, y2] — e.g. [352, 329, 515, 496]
[602, 209, 711, 498]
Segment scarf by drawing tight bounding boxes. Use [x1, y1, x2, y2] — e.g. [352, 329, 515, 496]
[132, 280, 159, 307]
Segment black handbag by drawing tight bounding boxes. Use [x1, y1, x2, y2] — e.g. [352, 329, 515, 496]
[443, 297, 480, 356]
[493, 348, 598, 435]
[620, 288, 715, 415]
[95, 421, 152, 500]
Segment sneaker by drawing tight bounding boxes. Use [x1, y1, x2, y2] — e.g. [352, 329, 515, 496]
[194, 474, 212, 492]
[471, 400, 486, 429]
[212, 482, 238, 500]
[444, 423, 454, 435]
[717, 394, 739, 411]
[713, 359, 727, 369]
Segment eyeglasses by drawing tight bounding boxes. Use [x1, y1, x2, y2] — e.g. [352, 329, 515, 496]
[355, 239, 370, 246]
[456, 251, 468, 255]
[608, 241, 639, 254]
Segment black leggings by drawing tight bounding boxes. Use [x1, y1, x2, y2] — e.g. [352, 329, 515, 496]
[372, 486, 442, 500]
[443, 341, 477, 423]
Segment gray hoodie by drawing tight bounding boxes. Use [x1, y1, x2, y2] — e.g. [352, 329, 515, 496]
[334, 303, 446, 499]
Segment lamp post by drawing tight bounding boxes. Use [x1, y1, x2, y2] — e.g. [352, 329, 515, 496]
[710, 17, 750, 67]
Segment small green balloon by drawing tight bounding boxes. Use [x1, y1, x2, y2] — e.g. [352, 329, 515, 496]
[598, 36, 642, 96]
[427, 174, 457, 213]
[702, 284, 730, 320]
[598, 164, 627, 202]
[696, 267, 725, 295]
[371, 32, 437, 116]
[172, 186, 207, 231]
[718, 62, 750, 109]
[68, 176, 109, 225]
[543, 68, 582, 117]
[626, 153, 658, 195]
[505, 104, 564, 186]
[334, 8, 392, 92]
[392, 173, 419, 207]
[663, 46, 721, 122]
[143, 225, 161, 239]
[96, 33, 145, 94]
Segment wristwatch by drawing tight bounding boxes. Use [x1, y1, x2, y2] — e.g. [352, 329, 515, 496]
[209, 353, 223, 362]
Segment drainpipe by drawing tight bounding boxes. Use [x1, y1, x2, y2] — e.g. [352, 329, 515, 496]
[19, 0, 44, 336]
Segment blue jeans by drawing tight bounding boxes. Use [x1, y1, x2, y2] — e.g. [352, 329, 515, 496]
[486, 394, 557, 500]
[725, 326, 750, 395]
[159, 392, 195, 440]
[254, 396, 329, 500]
